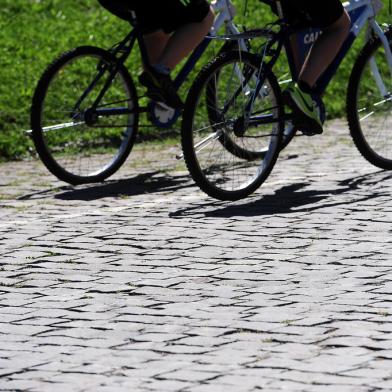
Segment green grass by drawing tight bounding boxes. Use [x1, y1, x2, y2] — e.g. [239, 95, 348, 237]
[1, 0, 136, 160]
[1, 0, 389, 161]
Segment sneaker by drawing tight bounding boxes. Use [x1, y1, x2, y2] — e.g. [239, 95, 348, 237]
[139, 68, 184, 110]
[283, 82, 323, 136]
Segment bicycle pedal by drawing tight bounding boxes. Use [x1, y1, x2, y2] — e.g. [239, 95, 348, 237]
[299, 129, 321, 136]
[293, 121, 322, 136]
[291, 114, 322, 137]
[297, 123, 323, 136]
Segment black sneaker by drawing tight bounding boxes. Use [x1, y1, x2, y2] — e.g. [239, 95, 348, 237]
[139, 68, 184, 110]
[282, 82, 323, 136]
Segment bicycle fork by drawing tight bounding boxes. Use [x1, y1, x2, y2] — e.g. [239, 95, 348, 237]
[368, 20, 392, 99]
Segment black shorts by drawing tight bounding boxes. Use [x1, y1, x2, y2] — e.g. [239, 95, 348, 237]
[98, 0, 210, 34]
[280, 0, 344, 28]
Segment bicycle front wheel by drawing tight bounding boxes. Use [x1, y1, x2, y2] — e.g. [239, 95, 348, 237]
[31, 46, 138, 185]
[347, 31, 392, 169]
[181, 51, 284, 201]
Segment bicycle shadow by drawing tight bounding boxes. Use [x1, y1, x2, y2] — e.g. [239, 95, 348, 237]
[18, 170, 193, 201]
[170, 170, 392, 218]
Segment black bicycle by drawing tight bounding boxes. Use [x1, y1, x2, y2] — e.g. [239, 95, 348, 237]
[29, 1, 255, 185]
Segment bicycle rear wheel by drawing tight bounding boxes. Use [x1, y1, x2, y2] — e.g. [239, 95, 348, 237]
[347, 31, 392, 169]
[181, 51, 284, 201]
[31, 46, 138, 185]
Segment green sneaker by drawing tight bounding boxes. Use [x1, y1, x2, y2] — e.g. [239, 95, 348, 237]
[283, 82, 323, 135]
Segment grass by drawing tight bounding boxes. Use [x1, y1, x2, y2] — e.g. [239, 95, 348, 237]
[2, 0, 135, 160]
[1, 0, 390, 161]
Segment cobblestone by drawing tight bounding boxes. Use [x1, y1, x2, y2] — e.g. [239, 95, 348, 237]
[1, 120, 392, 390]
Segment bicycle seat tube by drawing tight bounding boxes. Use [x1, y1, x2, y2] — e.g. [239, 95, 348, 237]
[275, 1, 284, 18]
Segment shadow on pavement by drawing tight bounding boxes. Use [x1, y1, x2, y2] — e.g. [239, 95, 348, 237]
[170, 170, 392, 218]
[19, 170, 193, 201]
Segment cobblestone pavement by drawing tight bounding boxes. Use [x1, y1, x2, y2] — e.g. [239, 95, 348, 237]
[1, 120, 392, 391]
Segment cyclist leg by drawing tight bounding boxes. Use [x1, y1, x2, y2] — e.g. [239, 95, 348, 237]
[143, 31, 170, 65]
[98, 0, 213, 108]
[156, 7, 214, 69]
[284, 0, 350, 135]
[99, 0, 213, 67]
[142, 5, 214, 69]
[299, 6, 351, 88]
[137, 0, 214, 108]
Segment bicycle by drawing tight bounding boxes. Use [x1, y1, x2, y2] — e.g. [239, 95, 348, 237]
[28, 0, 253, 185]
[180, 0, 392, 201]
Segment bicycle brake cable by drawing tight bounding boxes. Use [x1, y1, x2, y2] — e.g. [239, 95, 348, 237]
[244, 0, 249, 18]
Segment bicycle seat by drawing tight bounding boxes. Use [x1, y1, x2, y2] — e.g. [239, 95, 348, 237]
[258, 0, 315, 30]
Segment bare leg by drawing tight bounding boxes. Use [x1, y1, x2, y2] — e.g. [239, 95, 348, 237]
[143, 30, 170, 65]
[299, 10, 351, 87]
[138, 7, 214, 108]
[156, 7, 215, 69]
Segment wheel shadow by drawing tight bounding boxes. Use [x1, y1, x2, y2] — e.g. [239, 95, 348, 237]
[170, 170, 392, 218]
[18, 170, 193, 201]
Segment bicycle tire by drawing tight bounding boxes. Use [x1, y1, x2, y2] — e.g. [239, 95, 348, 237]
[347, 29, 392, 170]
[31, 46, 138, 185]
[182, 50, 284, 201]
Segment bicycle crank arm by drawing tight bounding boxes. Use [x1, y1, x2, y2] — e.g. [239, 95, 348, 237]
[95, 107, 138, 117]
[248, 112, 293, 126]
[248, 113, 278, 126]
